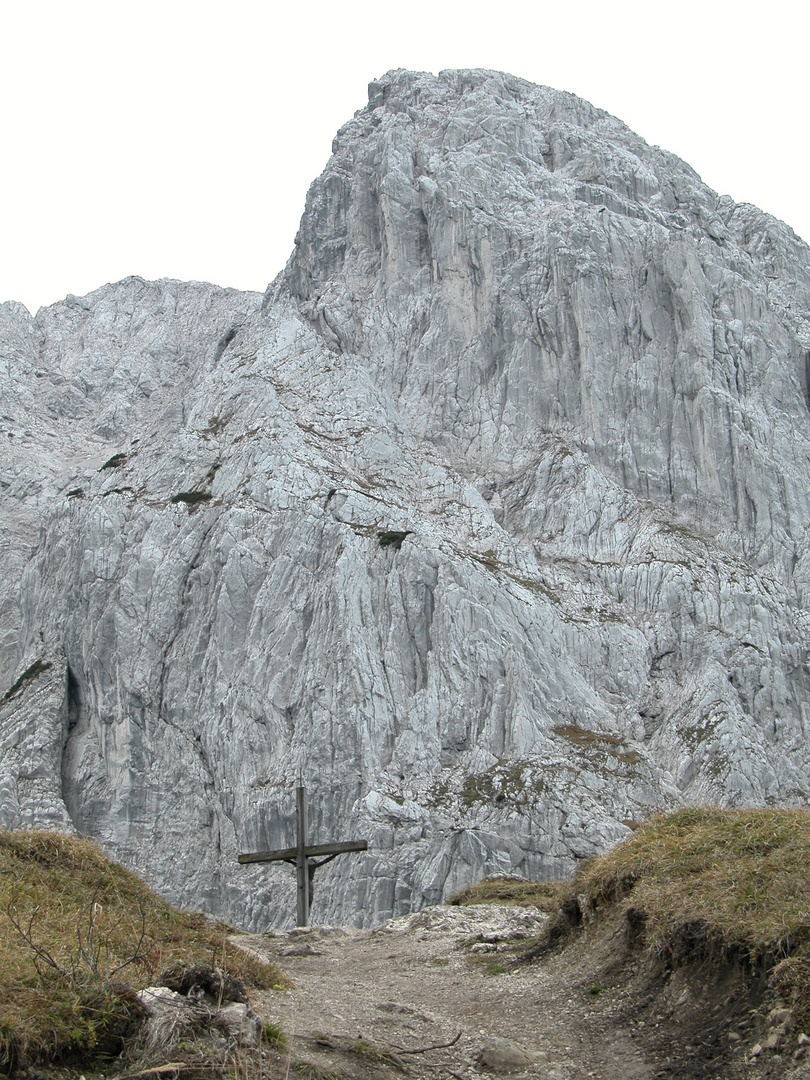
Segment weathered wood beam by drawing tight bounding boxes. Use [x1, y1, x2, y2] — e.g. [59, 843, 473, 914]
[296, 785, 308, 927]
[237, 839, 368, 865]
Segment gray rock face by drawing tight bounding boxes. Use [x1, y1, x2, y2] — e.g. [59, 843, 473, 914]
[2, 69, 810, 929]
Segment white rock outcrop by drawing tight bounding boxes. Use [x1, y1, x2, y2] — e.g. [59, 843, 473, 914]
[2, 69, 810, 928]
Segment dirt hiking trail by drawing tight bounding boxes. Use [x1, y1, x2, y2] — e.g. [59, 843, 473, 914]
[239, 903, 808, 1080]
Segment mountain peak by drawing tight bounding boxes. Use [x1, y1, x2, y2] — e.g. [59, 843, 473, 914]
[2, 72, 810, 929]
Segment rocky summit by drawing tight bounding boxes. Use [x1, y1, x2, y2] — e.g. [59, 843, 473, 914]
[2, 68, 810, 930]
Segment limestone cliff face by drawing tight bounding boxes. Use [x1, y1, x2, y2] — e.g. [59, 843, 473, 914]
[2, 69, 810, 929]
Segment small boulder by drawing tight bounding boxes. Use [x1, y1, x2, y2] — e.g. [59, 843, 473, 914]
[480, 1037, 535, 1072]
[217, 1002, 262, 1047]
[282, 943, 320, 957]
[135, 985, 205, 1052]
[136, 985, 188, 1016]
[767, 1007, 792, 1026]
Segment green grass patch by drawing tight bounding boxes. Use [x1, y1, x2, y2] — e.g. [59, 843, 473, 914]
[0, 829, 284, 1073]
[483, 960, 507, 976]
[262, 1020, 287, 1051]
[448, 877, 567, 912]
[351, 1039, 402, 1067]
[577, 807, 810, 1024]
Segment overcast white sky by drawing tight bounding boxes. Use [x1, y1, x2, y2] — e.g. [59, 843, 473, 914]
[1, 0, 807, 313]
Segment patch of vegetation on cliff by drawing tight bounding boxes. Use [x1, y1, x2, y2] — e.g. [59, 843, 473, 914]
[460, 761, 533, 808]
[171, 490, 213, 507]
[203, 414, 227, 436]
[2, 659, 52, 702]
[554, 723, 641, 766]
[377, 529, 411, 550]
[428, 760, 548, 812]
[99, 452, 127, 471]
[0, 830, 284, 1074]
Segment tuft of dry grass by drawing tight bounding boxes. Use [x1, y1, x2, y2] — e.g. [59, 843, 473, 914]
[577, 807, 810, 1021]
[0, 829, 284, 1073]
[448, 877, 568, 912]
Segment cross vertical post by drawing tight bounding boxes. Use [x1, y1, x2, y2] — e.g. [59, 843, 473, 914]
[295, 784, 309, 927]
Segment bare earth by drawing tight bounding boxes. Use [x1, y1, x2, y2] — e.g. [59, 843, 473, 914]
[241, 905, 664, 1080]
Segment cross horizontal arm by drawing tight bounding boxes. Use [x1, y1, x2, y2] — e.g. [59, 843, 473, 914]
[238, 839, 368, 865]
[238, 844, 297, 864]
[307, 840, 368, 857]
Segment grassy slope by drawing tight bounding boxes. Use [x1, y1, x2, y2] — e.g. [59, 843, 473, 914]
[0, 829, 283, 1072]
[453, 808, 810, 1023]
[579, 807, 810, 1016]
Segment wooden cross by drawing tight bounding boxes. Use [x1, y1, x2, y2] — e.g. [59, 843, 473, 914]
[238, 785, 369, 927]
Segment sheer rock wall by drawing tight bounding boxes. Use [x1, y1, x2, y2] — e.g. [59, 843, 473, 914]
[2, 69, 810, 928]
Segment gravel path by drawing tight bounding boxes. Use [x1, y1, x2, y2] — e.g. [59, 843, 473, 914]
[241, 905, 657, 1080]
